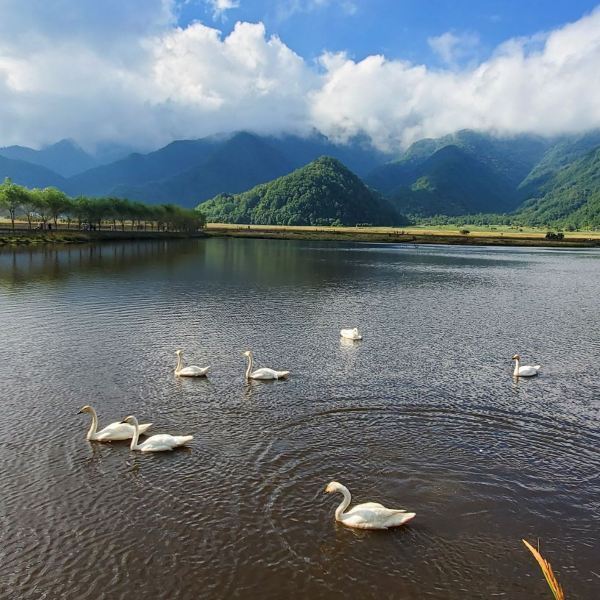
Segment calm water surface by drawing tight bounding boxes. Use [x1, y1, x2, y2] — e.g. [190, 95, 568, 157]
[0, 239, 598, 599]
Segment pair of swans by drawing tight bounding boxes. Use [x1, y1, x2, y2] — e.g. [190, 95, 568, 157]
[325, 481, 415, 529]
[78, 406, 193, 452]
[175, 349, 289, 381]
[340, 327, 362, 340]
[512, 354, 541, 377]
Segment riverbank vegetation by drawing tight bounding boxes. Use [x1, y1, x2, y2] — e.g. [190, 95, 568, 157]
[0, 178, 205, 233]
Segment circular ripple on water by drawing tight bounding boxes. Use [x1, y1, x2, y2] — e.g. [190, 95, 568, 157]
[239, 397, 600, 599]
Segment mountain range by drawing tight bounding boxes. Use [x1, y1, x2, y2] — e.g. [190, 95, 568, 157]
[0, 139, 138, 178]
[1, 128, 600, 228]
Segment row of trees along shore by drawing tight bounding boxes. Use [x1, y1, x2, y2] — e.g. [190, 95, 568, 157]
[0, 178, 205, 233]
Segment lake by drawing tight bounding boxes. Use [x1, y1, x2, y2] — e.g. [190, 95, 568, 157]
[0, 238, 598, 599]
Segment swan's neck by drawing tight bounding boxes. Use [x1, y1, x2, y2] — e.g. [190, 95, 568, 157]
[245, 354, 253, 379]
[86, 408, 99, 440]
[335, 486, 352, 521]
[175, 353, 182, 374]
[513, 358, 520, 376]
[129, 420, 141, 450]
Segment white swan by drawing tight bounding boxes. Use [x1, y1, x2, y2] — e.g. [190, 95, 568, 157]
[174, 349, 210, 377]
[340, 327, 362, 340]
[121, 415, 193, 452]
[78, 405, 152, 442]
[243, 350, 289, 380]
[512, 354, 541, 377]
[325, 481, 416, 530]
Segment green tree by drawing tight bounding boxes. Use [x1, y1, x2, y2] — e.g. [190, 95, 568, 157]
[0, 178, 29, 231]
[30, 188, 51, 227]
[20, 187, 38, 230]
[42, 187, 71, 227]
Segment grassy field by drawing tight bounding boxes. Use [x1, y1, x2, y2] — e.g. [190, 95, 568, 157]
[205, 223, 600, 246]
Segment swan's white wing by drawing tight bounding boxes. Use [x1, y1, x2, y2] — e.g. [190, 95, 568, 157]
[95, 422, 137, 441]
[178, 365, 210, 377]
[250, 368, 279, 380]
[340, 329, 362, 339]
[342, 503, 415, 529]
[94, 422, 153, 441]
[518, 365, 539, 377]
[139, 433, 193, 452]
[352, 502, 386, 510]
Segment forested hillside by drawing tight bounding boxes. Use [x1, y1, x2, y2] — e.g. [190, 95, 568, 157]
[198, 157, 408, 226]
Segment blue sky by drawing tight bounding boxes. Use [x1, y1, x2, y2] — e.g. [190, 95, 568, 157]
[178, 0, 600, 66]
[0, 0, 599, 150]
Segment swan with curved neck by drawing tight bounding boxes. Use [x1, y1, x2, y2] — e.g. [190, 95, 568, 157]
[174, 349, 210, 377]
[324, 481, 415, 530]
[512, 354, 541, 377]
[78, 405, 152, 441]
[243, 350, 289, 381]
[340, 327, 362, 340]
[121, 415, 193, 452]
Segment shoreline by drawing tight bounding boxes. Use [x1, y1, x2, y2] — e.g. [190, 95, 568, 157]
[204, 224, 600, 248]
[2, 224, 599, 249]
[0, 229, 207, 247]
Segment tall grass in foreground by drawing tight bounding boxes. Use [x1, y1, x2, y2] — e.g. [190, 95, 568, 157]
[523, 539, 565, 599]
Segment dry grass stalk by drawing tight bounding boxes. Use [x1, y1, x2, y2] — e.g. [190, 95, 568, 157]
[522, 538, 565, 600]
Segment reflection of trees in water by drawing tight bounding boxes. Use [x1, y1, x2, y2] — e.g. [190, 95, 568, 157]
[0, 240, 207, 289]
[0, 238, 372, 290]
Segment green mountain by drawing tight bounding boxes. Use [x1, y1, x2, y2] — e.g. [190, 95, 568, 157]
[386, 145, 519, 217]
[518, 130, 600, 197]
[516, 146, 600, 228]
[198, 156, 408, 226]
[0, 155, 66, 189]
[366, 130, 551, 195]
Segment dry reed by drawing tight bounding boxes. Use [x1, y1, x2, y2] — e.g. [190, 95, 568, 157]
[522, 538, 565, 600]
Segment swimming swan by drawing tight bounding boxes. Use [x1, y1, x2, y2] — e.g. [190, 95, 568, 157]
[243, 350, 289, 380]
[175, 349, 210, 377]
[121, 415, 193, 452]
[512, 354, 541, 377]
[340, 328, 362, 340]
[325, 481, 416, 530]
[78, 405, 152, 441]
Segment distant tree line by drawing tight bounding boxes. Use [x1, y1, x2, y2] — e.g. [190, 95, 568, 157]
[412, 212, 591, 231]
[0, 178, 205, 233]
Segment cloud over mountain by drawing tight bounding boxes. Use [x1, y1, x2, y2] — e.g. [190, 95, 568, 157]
[0, 1, 599, 151]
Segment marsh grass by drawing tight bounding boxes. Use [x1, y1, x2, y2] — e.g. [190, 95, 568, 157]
[523, 539, 565, 600]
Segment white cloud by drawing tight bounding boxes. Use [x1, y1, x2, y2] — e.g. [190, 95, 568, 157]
[311, 7, 600, 148]
[205, 0, 240, 20]
[428, 31, 480, 66]
[0, 2, 599, 152]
